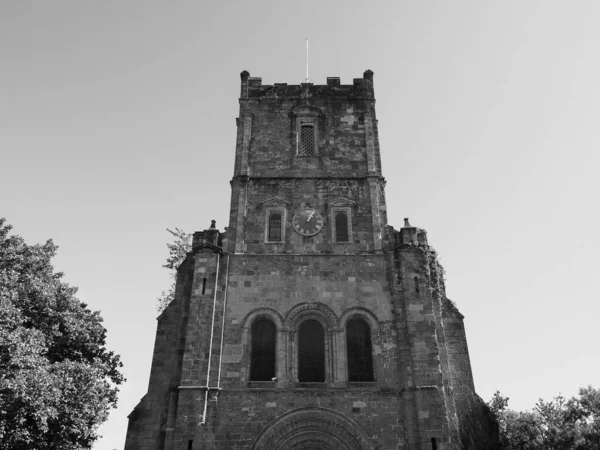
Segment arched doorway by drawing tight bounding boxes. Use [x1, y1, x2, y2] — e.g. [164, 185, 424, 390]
[251, 407, 373, 450]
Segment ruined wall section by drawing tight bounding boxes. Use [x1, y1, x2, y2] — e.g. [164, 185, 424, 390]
[392, 226, 462, 448]
[125, 254, 196, 450]
[442, 300, 475, 411]
[441, 296, 500, 448]
[425, 240, 499, 447]
[390, 223, 499, 448]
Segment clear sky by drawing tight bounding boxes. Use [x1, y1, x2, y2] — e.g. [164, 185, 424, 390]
[2, 1, 599, 449]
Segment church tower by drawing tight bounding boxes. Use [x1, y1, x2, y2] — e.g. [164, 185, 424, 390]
[125, 71, 496, 449]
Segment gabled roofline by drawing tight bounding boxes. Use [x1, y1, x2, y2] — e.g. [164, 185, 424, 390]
[259, 197, 291, 206]
[330, 197, 356, 206]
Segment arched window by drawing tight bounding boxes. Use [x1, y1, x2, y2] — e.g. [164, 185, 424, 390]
[298, 320, 325, 382]
[335, 211, 349, 242]
[250, 318, 276, 381]
[346, 318, 373, 382]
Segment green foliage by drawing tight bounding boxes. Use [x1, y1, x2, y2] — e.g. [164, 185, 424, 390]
[0, 218, 124, 449]
[488, 386, 600, 449]
[156, 228, 192, 312]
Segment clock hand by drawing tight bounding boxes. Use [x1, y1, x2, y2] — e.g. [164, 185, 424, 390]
[307, 209, 315, 222]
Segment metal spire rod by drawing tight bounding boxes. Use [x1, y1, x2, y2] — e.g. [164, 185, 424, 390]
[305, 38, 309, 83]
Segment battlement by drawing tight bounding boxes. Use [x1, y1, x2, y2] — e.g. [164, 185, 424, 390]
[240, 70, 374, 100]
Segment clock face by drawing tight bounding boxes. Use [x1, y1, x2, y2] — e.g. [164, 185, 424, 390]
[292, 209, 324, 236]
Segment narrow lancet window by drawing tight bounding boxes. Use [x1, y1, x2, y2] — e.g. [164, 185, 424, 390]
[250, 318, 276, 381]
[346, 318, 374, 382]
[268, 211, 282, 242]
[335, 211, 349, 242]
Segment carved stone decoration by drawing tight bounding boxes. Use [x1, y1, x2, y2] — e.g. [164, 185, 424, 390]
[338, 306, 379, 331]
[284, 302, 339, 330]
[259, 197, 291, 208]
[292, 104, 322, 118]
[283, 302, 340, 383]
[330, 197, 356, 207]
[315, 179, 360, 196]
[241, 307, 285, 331]
[251, 407, 374, 450]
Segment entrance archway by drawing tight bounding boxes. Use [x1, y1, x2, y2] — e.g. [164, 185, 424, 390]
[251, 407, 373, 450]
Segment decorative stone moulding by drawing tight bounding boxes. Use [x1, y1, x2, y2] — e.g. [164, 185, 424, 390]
[251, 406, 374, 450]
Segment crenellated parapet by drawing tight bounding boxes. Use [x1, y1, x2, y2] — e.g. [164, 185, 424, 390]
[240, 70, 374, 100]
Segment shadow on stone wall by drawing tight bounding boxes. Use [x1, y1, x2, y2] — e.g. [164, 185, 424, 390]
[460, 394, 502, 450]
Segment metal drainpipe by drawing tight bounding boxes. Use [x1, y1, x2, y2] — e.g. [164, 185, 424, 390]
[200, 252, 220, 425]
[216, 253, 230, 391]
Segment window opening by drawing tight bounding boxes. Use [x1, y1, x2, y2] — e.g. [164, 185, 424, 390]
[268, 211, 282, 242]
[202, 278, 207, 295]
[298, 320, 325, 382]
[335, 211, 349, 242]
[414, 276, 419, 293]
[431, 438, 437, 450]
[346, 318, 374, 382]
[188, 440, 193, 450]
[299, 124, 315, 155]
[250, 318, 276, 381]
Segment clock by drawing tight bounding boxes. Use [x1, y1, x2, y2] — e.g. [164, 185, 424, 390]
[292, 208, 324, 236]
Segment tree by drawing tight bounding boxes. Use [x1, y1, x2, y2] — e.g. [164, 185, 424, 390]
[571, 386, 600, 449]
[0, 218, 124, 449]
[156, 228, 192, 312]
[488, 387, 600, 449]
[489, 391, 543, 449]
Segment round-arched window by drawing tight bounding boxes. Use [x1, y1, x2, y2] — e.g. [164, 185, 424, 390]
[298, 320, 325, 382]
[346, 318, 373, 382]
[250, 318, 276, 381]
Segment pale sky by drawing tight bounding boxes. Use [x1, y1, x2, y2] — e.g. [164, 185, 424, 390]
[1, 1, 599, 449]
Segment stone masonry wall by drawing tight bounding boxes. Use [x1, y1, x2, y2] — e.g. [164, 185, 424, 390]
[180, 389, 405, 449]
[126, 225, 491, 450]
[234, 72, 378, 179]
[125, 256, 195, 450]
[218, 254, 397, 388]
[391, 227, 462, 448]
[125, 69, 494, 449]
[242, 178, 377, 254]
[227, 71, 388, 255]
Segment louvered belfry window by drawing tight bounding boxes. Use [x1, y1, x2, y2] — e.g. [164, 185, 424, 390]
[346, 318, 374, 382]
[250, 318, 276, 381]
[298, 320, 325, 382]
[299, 124, 315, 155]
[335, 211, 349, 242]
[268, 211, 282, 242]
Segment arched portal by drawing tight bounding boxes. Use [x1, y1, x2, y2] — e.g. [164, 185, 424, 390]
[251, 407, 374, 450]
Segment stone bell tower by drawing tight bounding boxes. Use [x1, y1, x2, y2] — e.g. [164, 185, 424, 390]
[125, 70, 497, 449]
